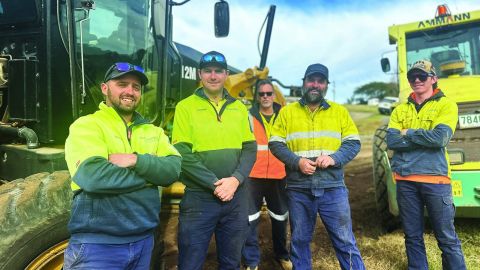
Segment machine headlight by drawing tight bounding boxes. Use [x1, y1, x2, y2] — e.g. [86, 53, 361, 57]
[448, 148, 465, 165]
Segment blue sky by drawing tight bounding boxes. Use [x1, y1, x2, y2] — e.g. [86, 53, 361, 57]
[173, 0, 478, 103]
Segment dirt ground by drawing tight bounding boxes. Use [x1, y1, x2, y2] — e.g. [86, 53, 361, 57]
[159, 142, 378, 270]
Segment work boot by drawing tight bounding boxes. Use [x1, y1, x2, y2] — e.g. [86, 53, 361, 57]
[277, 258, 293, 270]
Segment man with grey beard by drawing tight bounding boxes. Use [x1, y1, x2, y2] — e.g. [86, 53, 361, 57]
[269, 64, 365, 270]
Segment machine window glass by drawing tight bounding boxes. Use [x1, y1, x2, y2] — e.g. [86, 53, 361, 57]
[73, 0, 158, 121]
[0, 0, 37, 26]
[406, 22, 480, 77]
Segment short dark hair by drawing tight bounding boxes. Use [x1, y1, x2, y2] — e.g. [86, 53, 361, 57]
[256, 79, 273, 94]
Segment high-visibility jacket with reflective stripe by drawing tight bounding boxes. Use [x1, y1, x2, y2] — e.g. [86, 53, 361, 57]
[172, 88, 257, 191]
[386, 90, 457, 179]
[270, 100, 360, 158]
[269, 99, 361, 189]
[249, 103, 286, 180]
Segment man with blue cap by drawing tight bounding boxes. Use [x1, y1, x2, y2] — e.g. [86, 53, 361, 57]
[172, 51, 257, 269]
[64, 62, 181, 269]
[269, 63, 365, 269]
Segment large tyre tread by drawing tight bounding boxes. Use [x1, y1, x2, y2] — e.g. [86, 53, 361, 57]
[372, 125, 400, 232]
[0, 171, 72, 270]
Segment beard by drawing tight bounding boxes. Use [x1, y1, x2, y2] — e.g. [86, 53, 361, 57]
[107, 89, 139, 116]
[302, 87, 326, 104]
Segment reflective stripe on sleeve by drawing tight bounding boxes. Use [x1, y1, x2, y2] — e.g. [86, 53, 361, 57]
[342, 134, 361, 141]
[269, 135, 286, 143]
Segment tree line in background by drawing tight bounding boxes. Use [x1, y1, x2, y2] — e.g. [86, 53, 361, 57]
[347, 81, 398, 104]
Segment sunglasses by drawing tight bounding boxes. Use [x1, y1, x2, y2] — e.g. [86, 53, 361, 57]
[258, 92, 273, 97]
[114, 62, 145, 73]
[407, 73, 431, 83]
[201, 54, 226, 63]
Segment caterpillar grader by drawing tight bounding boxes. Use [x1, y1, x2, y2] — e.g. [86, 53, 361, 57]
[0, 0, 290, 269]
[374, 4, 480, 231]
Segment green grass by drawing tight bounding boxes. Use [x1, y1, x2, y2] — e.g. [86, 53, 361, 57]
[345, 104, 380, 113]
[344, 104, 389, 137]
[354, 224, 480, 270]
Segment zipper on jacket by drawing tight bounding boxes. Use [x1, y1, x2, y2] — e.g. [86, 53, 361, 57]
[207, 99, 235, 122]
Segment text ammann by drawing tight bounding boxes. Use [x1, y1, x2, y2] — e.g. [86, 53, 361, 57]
[418, 13, 471, 28]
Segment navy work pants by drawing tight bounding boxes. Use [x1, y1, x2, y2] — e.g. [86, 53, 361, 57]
[178, 189, 248, 270]
[63, 234, 154, 270]
[242, 178, 289, 267]
[396, 181, 466, 270]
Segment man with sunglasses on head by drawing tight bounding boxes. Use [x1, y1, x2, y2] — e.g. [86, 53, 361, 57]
[241, 80, 292, 270]
[172, 51, 256, 270]
[386, 60, 466, 270]
[269, 63, 365, 270]
[64, 62, 181, 270]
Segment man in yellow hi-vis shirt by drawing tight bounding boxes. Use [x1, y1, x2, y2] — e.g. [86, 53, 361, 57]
[172, 51, 256, 270]
[64, 62, 181, 269]
[386, 60, 466, 270]
[269, 63, 365, 270]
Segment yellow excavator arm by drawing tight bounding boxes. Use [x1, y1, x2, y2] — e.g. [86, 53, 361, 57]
[225, 66, 286, 106]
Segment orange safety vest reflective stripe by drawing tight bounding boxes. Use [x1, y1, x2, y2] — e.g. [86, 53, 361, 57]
[249, 113, 286, 179]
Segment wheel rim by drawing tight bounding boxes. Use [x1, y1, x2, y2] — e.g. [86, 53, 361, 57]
[25, 240, 68, 270]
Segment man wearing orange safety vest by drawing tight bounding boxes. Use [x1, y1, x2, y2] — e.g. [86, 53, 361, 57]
[242, 80, 292, 270]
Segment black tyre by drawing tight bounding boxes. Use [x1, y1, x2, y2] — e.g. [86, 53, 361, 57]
[0, 171, 72, 270]
[372, 125, 400, 232]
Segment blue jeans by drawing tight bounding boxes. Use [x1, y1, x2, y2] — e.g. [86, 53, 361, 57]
[242, 179, 289, 267]
[63, 235, 154, 270]
[287, 187, 365, 270]
[396, 181, 466, 270]
[178, 189, 249, 270]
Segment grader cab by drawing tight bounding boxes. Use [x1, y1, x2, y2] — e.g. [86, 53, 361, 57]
[0, 0, 291, 269]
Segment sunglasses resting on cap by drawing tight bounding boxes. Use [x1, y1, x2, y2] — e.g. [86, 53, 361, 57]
[104, 62, 148, 85]
[199, 51, 227, 69]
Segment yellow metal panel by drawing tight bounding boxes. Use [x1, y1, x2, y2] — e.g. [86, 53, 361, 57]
[388, 9, 480, 42]
[451, 161, 480, 171]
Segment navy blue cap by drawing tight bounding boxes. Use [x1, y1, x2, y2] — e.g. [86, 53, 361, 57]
[303, 63, 329, 82]
[199, 51, 228, 69]
[104, 62, 149, 85]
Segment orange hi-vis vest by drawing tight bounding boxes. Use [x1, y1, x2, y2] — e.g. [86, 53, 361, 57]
[249, 104, 286, 180]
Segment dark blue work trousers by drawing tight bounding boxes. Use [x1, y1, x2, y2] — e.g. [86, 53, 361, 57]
[178, 189, 249, 270]
[287, 187, 365, 270]
[242, 178, 289, 267]
[63, 235, 154, 270]
[396, 181, 466, 270]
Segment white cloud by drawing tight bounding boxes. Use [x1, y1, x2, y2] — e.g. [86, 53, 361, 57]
[173, 0, 479, 103]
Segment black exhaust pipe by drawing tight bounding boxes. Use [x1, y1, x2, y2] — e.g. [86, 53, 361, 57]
[0, 125, 39, 149]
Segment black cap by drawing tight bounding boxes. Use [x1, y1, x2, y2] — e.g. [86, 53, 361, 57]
[104, 62, 149, 85]
[199, 51, 227, 69]
[303, 63, 329, 82]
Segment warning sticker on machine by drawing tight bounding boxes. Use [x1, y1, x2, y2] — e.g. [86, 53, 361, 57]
[452, 180, 463, 197]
